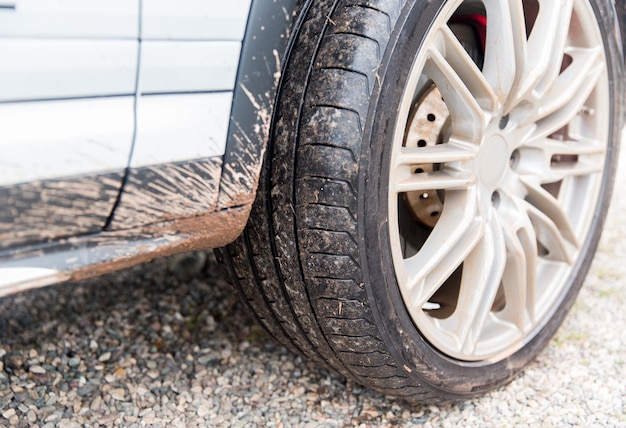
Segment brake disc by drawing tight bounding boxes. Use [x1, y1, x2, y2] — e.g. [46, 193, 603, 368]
[402, 22, 482, 228]
[403, 86, 449, 228]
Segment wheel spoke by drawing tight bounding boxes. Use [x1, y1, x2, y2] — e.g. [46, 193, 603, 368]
[522, 197, 575, 264]
[425, 47, 485, 144]
[519, 0, 574, 99]
[521, 135, 606, 185]
[438, 26, 499, 114]
[522, 178, 578, 247]
[482, 0, 526, 108]
[548, 158, 604, 181]
[499, 196, 538, 329]
[534, 47, 604, 123]
[535, 0, 577, 95]
[453, 218, 506, 355]
[524, 137, 606, 158]
[394, 168, 476, 193]
[404, 189, 483, 307]
[395, 144, 477, 167]
[530, 49, 604, 139]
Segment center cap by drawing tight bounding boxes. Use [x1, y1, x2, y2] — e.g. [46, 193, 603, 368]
[477, 134, 508, 188]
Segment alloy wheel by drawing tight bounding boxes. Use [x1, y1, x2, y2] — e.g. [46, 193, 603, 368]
[389, 0, 609, 361]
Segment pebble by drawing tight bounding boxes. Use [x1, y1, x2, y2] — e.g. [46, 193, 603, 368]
[2, 408, 16, 419]
[196, 405, 210, 418]
[77, 384, 95, 397]
[90, 396, 102, 411]
[109, 388, 126, 401]
[146, 369, 160, 380]
[58, 421, 82, 428]
[29, 365, 46, 374]
[98, 352, 112, 362]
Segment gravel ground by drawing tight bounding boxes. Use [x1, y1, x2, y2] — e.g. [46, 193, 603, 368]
[1, 153, 626, 427]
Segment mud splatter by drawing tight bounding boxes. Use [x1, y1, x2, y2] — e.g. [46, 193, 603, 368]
[0, 173, 123, 249]
[109, 158, 223, 230]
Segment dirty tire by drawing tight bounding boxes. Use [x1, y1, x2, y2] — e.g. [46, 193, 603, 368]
[221, 0, 624, 402]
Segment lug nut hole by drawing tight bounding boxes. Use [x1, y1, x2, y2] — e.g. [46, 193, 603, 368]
[491, 191, 501, 208]
[510, 149, 520, 170]
[499, 115, 510, 130]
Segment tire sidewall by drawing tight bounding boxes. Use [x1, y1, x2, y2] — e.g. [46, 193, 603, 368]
[360, 0, 623, 397]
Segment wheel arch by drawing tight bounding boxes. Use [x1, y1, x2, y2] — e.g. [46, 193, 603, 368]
[217, 0, 305, 210]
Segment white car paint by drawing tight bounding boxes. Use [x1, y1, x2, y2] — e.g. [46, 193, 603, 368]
[0, 39, 138, 102]
[0, 0, 139, 39]
[130, 93, 232, 168]
[141, 0, 251, 41]
[139, 41, 240, 94]
[0, 97, 135, 186]
[0, 0, 251, 184]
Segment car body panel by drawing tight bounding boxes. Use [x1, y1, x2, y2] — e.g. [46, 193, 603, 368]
[141, 0, 251, 41]
[138, 41, 240, 95]
[0, 97, 135, 186]
[0, 204, 249, 296]
[0, 172, 124, 249]
[0, 0, 139, 39]
[1, 0, 251, 185]
[129, 93, 232, 167]
[0, 0, 301, 296]
[108, 157, 224, 229]
[0, 1, 254, 249]
[0, 39, 139, 102]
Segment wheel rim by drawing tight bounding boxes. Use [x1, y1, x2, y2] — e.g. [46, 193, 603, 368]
[388, 0, 609, 361]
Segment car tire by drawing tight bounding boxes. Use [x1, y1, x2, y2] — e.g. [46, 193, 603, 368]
[221, 0, 624, 402]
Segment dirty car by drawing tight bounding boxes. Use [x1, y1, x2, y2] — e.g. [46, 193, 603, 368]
[1, 0, 625, 402]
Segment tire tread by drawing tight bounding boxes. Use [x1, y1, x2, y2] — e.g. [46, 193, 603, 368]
[222, 0, 443, 403]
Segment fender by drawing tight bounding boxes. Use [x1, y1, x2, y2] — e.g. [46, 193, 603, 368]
[218, 0, 303, 209]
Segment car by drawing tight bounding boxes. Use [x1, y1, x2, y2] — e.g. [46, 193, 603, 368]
[1, 0, 625, 403]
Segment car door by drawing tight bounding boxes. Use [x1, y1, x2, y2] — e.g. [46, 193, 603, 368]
[106, 0, 250, 230]
[0, 0, 139, 248]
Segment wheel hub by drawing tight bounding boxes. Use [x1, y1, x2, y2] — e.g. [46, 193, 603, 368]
[476, 133, 509, 189]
